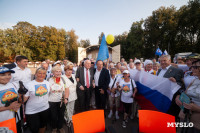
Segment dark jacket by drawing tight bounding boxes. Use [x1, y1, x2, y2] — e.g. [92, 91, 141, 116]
[94, 68, 110, 91]
[75, 67, 94, 89]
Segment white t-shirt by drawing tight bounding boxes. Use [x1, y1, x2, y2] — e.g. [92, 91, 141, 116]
[10, 66, 32, 84]
[0, 83, 20, 122]
[48, 77, 65, 102]
[25, 80, 50, 114]
[119, 79, 137, 103]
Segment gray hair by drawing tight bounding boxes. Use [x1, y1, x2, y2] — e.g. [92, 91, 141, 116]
[84, 59, 91, 65]
[160, 55, 171, 60]
[119, 66, 126, 70]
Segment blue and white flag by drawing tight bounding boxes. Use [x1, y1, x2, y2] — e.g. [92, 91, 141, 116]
[130, 70, 180, 113]
[155, 48, 163, 56]
[163, 49, 168, 55]
[96, 35, 109, 61]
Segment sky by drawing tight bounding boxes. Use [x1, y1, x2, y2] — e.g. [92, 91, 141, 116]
[0, 0, 189, 45]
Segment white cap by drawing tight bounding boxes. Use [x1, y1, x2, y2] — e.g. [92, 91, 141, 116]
[144, 59, 153, 67]
[123, 70, 130, 74]
[134, 59, 141, 64]
[53, 61, 61, 66]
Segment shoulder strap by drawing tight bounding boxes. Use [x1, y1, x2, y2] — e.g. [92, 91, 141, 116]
[131, 79, 134, 89]
[185, 78, 196, 92]
[61, 77, 66, 84]
[111, 76, 118, 89]
[12, 83, 18, 90]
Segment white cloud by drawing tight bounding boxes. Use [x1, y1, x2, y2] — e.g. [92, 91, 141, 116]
[0, 22, 16, 30]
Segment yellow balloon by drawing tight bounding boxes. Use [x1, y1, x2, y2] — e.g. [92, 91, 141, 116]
[106, 34, 115, 44]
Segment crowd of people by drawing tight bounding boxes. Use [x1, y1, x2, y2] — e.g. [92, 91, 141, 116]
[0, 53, 200, 133]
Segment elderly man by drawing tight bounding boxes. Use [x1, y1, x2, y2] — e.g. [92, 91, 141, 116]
[41, 61, 51, 80]
[157, 55, 184, 118]
[76, 59, 94, 111]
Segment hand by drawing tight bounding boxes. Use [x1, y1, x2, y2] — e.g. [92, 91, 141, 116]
[99, 89, 104, 94]
[175, 95, 182, 106]
[111, 88, 116, 94]
[9, 101, 21, 111]
[116, 82, 119, 86]
[132, 88, 137, 98]
[93, 83, 95, 88]
[64, 99, 68, 104]
[183, 102, 193, 110]
[169, 77, 176, 82]
[80, 86, 84, 90]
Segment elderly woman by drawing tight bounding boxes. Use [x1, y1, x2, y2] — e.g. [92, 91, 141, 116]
[117, 70, 137, 128]
[144, 59, 154, 73]
[0, 67, 21, 132]
[48, 66, 69, 133]
[176, 59, 200, 132]
[62, 65, 77, 124]
[153, 62, 160, 73]
[23, 67, 50, 133]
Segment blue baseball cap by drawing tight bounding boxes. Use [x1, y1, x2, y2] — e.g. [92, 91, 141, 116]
[0, 67, 15, 74]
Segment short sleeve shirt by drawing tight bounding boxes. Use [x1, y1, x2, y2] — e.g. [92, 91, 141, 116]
[119, 79, 137, 103]
[25, 80, 50, 114]
[0, 83, 20, 122]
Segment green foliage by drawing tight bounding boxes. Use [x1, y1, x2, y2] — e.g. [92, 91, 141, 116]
[0, 21, 77, 62]
[112, 1, 200, 60]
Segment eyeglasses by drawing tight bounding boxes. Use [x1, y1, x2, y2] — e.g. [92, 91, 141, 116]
[190, 66, 200, 69]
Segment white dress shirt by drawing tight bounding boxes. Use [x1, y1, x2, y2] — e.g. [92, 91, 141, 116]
[158, 65, 171, 77]
[94, 69, 102, 86]
[10, 66, 32, 84]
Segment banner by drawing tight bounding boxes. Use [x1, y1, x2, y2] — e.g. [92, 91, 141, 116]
[130, 70, 180, 112]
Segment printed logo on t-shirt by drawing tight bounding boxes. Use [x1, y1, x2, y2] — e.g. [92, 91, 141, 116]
[35, 84, 48, 96]
[122, 84, 130, 93]
[0, 88, 18, 105]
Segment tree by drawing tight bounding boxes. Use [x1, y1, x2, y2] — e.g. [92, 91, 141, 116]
[126, 20, 144, 59]
[80, 39, 91, 48]
[98, 32, 105, 44]
[144, 6, 177, 58]
[66, 29, 79, 63]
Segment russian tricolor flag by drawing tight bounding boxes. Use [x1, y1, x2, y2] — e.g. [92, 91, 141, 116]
[130, 70, 180, 113]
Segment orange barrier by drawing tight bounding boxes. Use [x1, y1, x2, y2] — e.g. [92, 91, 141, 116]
[0, 118, 17, 133]
[72, 110, 105, 133]
[139, 110, 176, 133]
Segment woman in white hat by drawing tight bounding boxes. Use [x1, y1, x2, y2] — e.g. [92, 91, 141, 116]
[117, 70, 137, 128]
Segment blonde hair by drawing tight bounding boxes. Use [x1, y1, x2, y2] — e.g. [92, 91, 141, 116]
[51, 66, 62, 73]
[35, 67, 46, 75]
[64, 65, 73, 71]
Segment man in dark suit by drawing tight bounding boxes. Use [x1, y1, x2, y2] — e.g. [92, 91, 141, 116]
[76, 59, 94, 112]
[94, 60, 110, 109]
[157, 55, 184, 118]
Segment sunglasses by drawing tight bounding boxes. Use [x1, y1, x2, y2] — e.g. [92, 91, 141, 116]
[190, 66, 200, 69]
